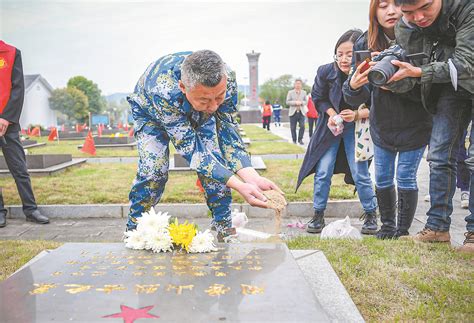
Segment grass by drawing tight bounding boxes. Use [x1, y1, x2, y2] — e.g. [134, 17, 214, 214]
[12, 125, 304, 157]
[288, 236, 474, 321]
[0, 160, 354, 205]
[1, 238, 472, 322]
[240, 124, 282, 141]
[0, 240, 62, 281]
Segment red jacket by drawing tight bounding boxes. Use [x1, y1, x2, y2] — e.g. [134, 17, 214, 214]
[307, 97, 318, 119]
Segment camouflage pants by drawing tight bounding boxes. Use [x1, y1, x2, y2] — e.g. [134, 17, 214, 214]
[127, 118, 232, 233]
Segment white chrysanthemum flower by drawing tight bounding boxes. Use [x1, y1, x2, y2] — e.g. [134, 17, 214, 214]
[124, 230, 147, 250]
[189, 229, 218, 253]
[136, 209, 170, 232]
[145, 230, 173, 253]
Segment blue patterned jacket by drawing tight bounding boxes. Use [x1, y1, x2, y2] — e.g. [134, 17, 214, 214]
[128, 51, 251, 184]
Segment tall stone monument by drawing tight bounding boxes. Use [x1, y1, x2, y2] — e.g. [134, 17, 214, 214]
[246, 50, 260, 109]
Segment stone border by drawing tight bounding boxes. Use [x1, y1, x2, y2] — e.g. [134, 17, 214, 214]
[0, 158, 87, 177]
[6, 200, 362, 219]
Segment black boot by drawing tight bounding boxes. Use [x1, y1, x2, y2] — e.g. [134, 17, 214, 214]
[307, 210, 325, 233]
[375, 186, 397, 239]
[395, 189, 418, 238]
[360, 210, 378, 235]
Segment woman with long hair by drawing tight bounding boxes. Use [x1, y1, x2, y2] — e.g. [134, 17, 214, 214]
[343, 0, 432, 239]
[297, 29, 378, 235]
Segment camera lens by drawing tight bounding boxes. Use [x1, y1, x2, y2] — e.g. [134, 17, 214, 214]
[368, 55, 398, 87]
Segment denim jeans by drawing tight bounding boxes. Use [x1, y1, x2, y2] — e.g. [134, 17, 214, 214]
[426, 89, 472, 232]
[456, 129, 469, 191]
[465, 105, 474, 232]
[374, 144, 426, 190]
[313, 124, 377, 212]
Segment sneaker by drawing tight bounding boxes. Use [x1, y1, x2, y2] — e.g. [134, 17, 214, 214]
[461, 191, 469, 209]
[360, 211, 378, 235]
[412, 228, 450, 243]
[424, 194, 430, 202]
[457, 232, 474, 253]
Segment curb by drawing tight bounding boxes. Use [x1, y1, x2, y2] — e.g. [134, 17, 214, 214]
[6, 200, 363, 219]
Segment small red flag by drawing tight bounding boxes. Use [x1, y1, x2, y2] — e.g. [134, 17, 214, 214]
[30, 127, 41, 137]
[48, 127, 58, 141]
[98, 124, 103, 137]
[196, 178, 205, 193]
[117, 121, 123, 129]
[81, 131, 96, 155]
[128, 127, 134, 137]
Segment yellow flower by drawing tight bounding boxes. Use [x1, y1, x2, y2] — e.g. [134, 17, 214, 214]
[168, 219, 197, 252]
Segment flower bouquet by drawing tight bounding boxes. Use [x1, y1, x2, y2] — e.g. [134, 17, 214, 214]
[124, 208, 217, 253]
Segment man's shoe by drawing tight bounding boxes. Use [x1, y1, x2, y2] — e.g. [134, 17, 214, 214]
[293, 141, 297, 144]
[457, 232, 474, 253]
[298, 140, 304, 145]
[306, 210, 325, 233]
[460, 191, 469, 209]
[0, 212, 6, 228]
[360, 211, 378, 235]
[217, 227, 239, 243]
[25, 210, 49, 224]
[412, 228, 450, 243]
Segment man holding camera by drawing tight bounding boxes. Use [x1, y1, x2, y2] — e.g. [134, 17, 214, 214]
[384, 0, 473, 252]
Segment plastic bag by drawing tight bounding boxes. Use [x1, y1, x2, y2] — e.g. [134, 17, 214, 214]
[320, 216, 362, 240]
[231, 209, 248, 228]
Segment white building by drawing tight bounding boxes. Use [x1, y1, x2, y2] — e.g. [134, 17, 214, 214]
[19, 74, 57, 128]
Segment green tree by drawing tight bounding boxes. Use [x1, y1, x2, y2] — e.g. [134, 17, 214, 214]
[49, 87, 89, 123]
[259, 74, 311, 107]
[67, 76, 106, 115]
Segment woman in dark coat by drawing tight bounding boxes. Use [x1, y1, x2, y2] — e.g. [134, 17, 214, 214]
[297, 29, 378, 235]
[343, 0, 431, 239]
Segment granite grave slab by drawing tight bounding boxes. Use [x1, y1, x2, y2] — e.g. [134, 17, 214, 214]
[0, 243, 329, 322]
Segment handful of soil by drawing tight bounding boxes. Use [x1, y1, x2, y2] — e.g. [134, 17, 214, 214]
[263, 190, 287, 211]
[263, 190, 287, 235]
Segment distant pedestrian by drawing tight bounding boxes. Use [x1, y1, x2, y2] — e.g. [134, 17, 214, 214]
[306, 94, 318, 137]
[261, 100, 272, 131]
[286, 79, 307, 145]
[272, 99, 282, 127]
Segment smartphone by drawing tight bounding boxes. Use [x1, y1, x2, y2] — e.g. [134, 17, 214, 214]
[354, 50, 372, 73]
[354, 50, 371, 66]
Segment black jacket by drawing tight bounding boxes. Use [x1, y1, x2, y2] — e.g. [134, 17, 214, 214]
[0, 49, 24, 133]
[343, 32, 432, 152]
[296, 62, 356, 191]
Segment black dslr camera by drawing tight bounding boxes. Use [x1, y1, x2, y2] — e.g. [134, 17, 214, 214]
[368, 45, 428, 87]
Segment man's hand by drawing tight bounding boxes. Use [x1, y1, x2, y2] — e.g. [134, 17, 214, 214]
[226, 175, 268, 208]
[387, 60, 422, 83]
[339, 110, 356, 122]
[349, 60, 371, 90]
[0, 118, 9, 136]
[236, 167, 284, 194]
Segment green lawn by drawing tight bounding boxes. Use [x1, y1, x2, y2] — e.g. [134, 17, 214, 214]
[0, 160, 354, 205]
[13, 125, 304, 157]
[1, 238, 472, 322]
[288, 237, 474, 321]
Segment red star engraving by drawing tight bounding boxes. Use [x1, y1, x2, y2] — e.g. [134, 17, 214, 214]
[103, 305, 159, 323]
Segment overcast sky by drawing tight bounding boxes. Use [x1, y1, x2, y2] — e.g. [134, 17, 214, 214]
[1, 0, 369, 95]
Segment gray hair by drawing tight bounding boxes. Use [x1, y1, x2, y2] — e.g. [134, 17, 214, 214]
[181, 50, 227, 89]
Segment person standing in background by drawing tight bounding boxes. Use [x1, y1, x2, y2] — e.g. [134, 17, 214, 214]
[272, 99, 282, 127]
[306, 94, 318, 138]
[286, 79, 307, 145]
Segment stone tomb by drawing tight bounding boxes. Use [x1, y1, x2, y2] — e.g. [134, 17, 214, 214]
[58, 132, 90, 140]
[78, 137, 137, 150]
[172, 153, 266, 171]
[21, 139, 46, 149]
[0, 154, 86, 176]
[0, 243, 329, 322]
